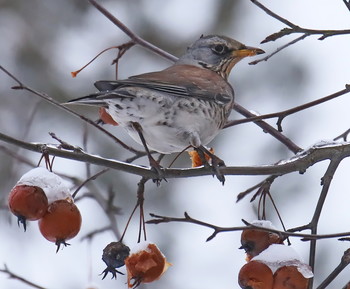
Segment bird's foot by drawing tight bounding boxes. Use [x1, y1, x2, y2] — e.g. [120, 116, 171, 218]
[210, 154, 226, 184]
[196, 146, 226, 185]
[149, 157, 167, 186]
[130, 121, 166, 185]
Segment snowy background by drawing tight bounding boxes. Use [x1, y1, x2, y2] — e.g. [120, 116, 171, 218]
[1, 0, 350, 288]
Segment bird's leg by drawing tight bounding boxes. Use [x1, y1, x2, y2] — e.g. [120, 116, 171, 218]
[131, 122, 165, 184]
[196, 145, 226, 184]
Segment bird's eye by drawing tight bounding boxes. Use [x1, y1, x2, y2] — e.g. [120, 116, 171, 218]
[212, 44, 227, 54]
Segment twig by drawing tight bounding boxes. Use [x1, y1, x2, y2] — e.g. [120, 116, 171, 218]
[147, 212, 350, 242]
[77, 189, 122, 239]
[81, 226, 112, 241]
[1, 44, 304, 157]
[71, 168, 109, 199]
[250, 0, 298, 28]
[0, 264, 46, 289]
[251, 0, 350, 41]
[227, 85, 350, 132]
[249, 34, 309, 65]
[307, 157, 343, 288]
[236, 176, 276, 202]
[231, 103, 302, 154]
[0, 65, 142, 155]
[71, 42, 135, 79]
[316, 249, 350, 289]
[88, 0, 177, 62]
[86, 1, 306, 155]
[112, 42, 135, 79]
[1, 131, 350, 179]
[119, 177, 149, 242]
[249, 0, 350, 64]
[0, 145, 35, 167]
[49, 132, 82, 152]
[334, 128, 350, 142]
[343, 0, 350, 11]
[82, 122, 92, 179]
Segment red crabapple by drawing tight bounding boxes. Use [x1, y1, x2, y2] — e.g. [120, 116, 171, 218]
[8, 184, 48, 231]
[38, 199, 81, 252]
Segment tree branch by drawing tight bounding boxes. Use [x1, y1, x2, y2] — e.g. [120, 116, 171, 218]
[307, 157, 343, 287]
[343, 0, 350, 12]
[226, 85, 350, 132]
[249, 34, 309, 65]
[249, 0, 350, 63]
[250, 0, 299, 28]
[1, 131, 350, 180]
[85, 2, 304, 154]
[0, 65, 143, 155]
[147, 213, 350, 242]
[0, 264, 46, 289]
[87, 0, 177, 62]
[251, 0, 350, 42]
[316, 249, 350, 289]
[231, 103, 302, 153]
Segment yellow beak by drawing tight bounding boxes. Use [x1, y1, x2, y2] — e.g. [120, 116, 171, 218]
[233, 46, 265, 58]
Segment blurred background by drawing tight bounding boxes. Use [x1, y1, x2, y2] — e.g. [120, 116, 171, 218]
[1, 0, 350, 288]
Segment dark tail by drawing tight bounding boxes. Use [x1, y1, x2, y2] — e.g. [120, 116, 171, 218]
[66, 92, 107, 106]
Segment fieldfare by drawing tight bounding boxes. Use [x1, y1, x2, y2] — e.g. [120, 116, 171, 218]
[69, 35, 264, 183]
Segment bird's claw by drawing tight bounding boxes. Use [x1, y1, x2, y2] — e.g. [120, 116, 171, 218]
[149, 158, 167, 185]
[210, 156, 226, 185]
[195, 146, 226, 184]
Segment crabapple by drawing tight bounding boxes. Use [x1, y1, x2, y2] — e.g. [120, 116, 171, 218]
[38, 199, 81, 252]
[8, 185, 48, 231]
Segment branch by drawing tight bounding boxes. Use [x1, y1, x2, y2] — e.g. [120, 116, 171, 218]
[0, 145, 35, 167]
[249, 34, 309, 65]
[147, 212, 247, 241]
[308, 156, 343, 282]
[86, 2, 303, 154]
[147, 213, 350, 242]
[1, 131, 350, 179]
[236, 176, 276, 202]
[334, 128, 350, 142]
[250, 0, 299, 29]
[343, 0, 350, 11]
[80, 225, 112, 241]
[0, 65, 143, 155]
[227, 85, 350, 132]
[251, 0, 350, 42]
[231, 103, 302, 154]
[250, 0, 350, 62]
[0, 264, 46, 289]
[88, 0, 177, 62]
[316, 249, 350, 289]
[71, 168, 109, 199]
[76, 189, 122, 239]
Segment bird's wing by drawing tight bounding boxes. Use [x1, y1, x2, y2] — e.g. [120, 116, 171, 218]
[69, 64, 234, 105]
[95, 79, 192, 97]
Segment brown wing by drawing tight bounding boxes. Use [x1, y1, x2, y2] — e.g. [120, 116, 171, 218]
[94, 64, 234, 105]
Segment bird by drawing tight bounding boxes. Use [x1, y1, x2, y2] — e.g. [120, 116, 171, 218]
[68, 35, 264, 183]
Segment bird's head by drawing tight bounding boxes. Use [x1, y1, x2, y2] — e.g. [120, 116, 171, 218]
[176, 35, 264, 80]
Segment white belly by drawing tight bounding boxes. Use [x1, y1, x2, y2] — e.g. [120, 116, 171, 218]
[105, 92, 227, 154]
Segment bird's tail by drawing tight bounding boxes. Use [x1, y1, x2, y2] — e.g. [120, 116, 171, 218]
[64, 92, 107, 106]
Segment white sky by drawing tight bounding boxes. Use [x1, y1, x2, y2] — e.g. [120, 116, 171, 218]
[1, 0, 350, 288]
